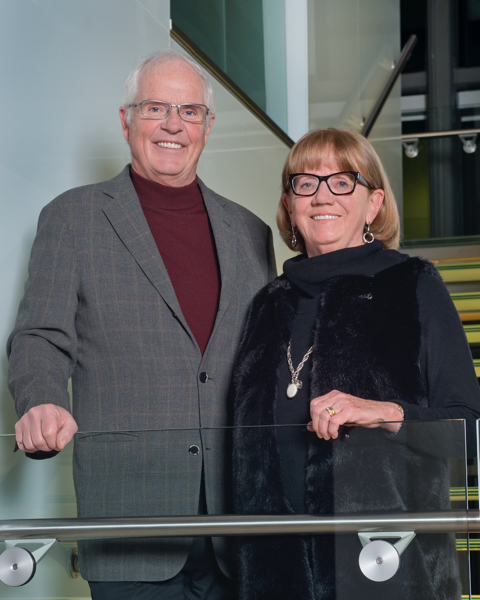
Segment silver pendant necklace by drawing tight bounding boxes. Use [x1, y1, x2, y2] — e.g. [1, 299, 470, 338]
[286, 341, 314, 398]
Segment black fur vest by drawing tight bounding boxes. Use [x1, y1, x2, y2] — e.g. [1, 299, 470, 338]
[233, 257, 460, 600]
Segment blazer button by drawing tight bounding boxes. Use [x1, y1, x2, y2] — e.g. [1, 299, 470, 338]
[189, 445, 200, 456]
[199, 372, 208, 383]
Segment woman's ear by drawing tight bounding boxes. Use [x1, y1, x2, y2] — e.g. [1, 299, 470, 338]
[367, 189, 384, 224]
[282, 193, 294, 223]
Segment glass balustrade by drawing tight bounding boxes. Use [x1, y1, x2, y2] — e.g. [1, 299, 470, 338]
[0, 420, 472, 599]
[401, 112, 480, 242]
[171, 0, 273, 120]
[401, 99, 480, 242]
[171, 0, 402, 161]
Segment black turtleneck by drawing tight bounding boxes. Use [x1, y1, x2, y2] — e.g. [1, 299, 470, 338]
[283, 240, 404, 294]
[276, 242, 480, 512]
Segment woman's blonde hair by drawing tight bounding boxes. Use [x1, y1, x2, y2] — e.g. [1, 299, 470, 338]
[277, 128, 400, 252]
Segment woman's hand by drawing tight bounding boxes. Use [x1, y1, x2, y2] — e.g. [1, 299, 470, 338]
[309, 391, 404, 440]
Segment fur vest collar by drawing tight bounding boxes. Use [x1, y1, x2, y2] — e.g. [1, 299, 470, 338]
[233, 257, 459, 600]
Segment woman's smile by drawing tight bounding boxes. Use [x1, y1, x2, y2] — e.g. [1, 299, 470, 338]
[311, 214, 339, 220]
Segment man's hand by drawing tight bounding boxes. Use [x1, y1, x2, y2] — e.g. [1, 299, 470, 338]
[15, 404, 78, 452]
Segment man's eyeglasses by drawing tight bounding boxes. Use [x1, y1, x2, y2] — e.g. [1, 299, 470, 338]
[289, 172, 373, 196]
[128, 100, 209, 123]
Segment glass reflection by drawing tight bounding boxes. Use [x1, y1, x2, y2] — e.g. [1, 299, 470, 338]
[0, 421, 471, 598]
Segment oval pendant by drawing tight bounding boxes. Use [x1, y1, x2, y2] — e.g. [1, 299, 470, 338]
[286, 383, 298, 398]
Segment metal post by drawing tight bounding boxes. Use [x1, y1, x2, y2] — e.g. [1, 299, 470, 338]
[427, 0, 459, 237]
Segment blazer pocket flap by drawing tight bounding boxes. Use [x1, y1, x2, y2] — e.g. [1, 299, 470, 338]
[76, 432, 139, 444]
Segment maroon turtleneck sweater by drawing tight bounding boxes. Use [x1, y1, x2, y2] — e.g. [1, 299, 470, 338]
[131, 168, 221, 355]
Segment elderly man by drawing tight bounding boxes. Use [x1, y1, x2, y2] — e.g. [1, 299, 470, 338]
[7, 50, 276, 599]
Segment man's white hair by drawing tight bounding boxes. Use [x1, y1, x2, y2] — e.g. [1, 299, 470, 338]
[121, 49, 216, 126]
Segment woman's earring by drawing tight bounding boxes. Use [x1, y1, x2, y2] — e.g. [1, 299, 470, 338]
[291, 224, 297, 248]
[363, 222, 375, 244]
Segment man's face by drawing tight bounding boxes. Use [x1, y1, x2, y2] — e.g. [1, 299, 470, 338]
[119, 60, 215, 187]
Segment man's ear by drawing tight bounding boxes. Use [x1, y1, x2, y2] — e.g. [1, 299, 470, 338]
[203, 113, 215, 145]
[119, 107, 130, 142]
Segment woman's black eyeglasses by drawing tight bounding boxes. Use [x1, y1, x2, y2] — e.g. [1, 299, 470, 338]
[288, 171, 373, 196]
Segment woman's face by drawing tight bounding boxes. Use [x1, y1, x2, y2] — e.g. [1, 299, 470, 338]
[282, 149, 384, 257]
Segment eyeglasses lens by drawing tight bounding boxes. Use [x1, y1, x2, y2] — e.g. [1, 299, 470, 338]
[141, 101, 207, 123]
[327, 173, 356, 194]
[178, 105, 207, 122]
[292, 173, 356, 196]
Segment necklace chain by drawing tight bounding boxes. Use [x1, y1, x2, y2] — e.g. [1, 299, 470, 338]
[286, 341, 314, 398]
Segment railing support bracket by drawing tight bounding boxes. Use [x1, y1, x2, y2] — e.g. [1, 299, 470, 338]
[358, 531, 416, 582]
[459, 133, 477, 154]
[0, 539, 79, 587]
[402, 139, 419, 158]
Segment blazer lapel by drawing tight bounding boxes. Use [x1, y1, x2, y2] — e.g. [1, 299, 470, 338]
[199, 179, 236, 323]
[101, 167, 192, 337]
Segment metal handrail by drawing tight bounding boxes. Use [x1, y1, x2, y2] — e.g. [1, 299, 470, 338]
[361, 34, 418, 138]
[1, 511, 478, 541]
[367, 128, 480, 144]
[402, 128, 480, 141]
[170, 22, 295, 148]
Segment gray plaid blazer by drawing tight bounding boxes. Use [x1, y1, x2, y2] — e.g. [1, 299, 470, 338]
[7, 165, 276, 581]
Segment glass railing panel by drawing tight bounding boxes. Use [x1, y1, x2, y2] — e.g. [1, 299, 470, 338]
[172, 0, 403, 211]
[0, 434, 89, 598]
[402, 122, 480, 241]
[308, 0, 403, 220]
[172, 0, 403, 165]
[234, 420, 470, 599]
[171, 0, 273, 120]
[307, 0, 401, 133]
[0, 420, 471, 598]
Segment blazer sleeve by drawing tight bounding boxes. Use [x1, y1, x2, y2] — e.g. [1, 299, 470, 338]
[7, 202, 79, 418]
[266, 225, 278, 280]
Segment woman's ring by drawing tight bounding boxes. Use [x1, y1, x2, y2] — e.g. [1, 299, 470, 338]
[326, 407, 336, 417]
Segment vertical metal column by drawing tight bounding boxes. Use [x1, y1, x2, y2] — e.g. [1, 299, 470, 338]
[285, 0, 309, 142]
[427, 0, 459, 236]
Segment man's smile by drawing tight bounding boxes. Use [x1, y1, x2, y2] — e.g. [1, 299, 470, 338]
[156, 141, 183, 149]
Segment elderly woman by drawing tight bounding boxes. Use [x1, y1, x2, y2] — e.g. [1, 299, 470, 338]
[232, 129, 480, 600]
